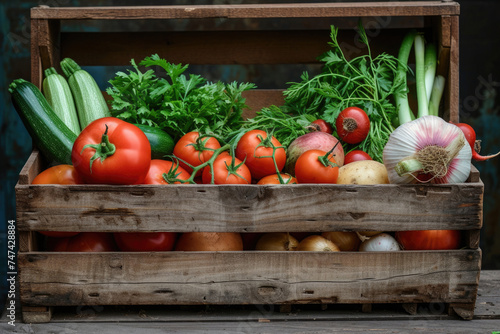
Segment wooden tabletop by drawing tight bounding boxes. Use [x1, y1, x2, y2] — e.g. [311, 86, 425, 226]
[1, 270, 498, 333]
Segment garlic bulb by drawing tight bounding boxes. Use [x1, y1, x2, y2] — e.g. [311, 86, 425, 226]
[383, 115, 472, 184]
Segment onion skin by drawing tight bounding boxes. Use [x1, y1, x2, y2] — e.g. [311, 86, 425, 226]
[285, 132, 344, 176]
[383, 115, 472, 184]
[296, 235, 340, 252]
[322, 231, 360, 251]
[359, 233, 401, 252]
[255, 233, 298, 251]
[175, 232, 243, 251]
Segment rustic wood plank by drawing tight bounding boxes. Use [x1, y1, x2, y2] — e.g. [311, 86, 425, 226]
[37, 18, 60, 72]
[4, 271, 499, 324]
[30, 2, 460, 20]
[17, 149, 43, 186]
[18, 250, 480, 307]
[242, 90, 284, 119]
[18, 231, 41, 253]
[59, 29, 406, 67]
[30, 19, 42, 89]
[22, 306, 52, 324]
[60, 30, 330, 66]
[15, 180, 483, 233]
[447, 14, 460, 123]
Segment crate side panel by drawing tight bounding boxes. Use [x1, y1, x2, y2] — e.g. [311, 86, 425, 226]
[16, 182, 483, 233]
[18, 250, 479, 306]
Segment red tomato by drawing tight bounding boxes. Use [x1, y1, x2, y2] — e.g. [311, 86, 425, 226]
[257, 173, 298, 184]
[335, 107, 370, 144]
[32, 164, 84, 185]
[235, 130, 286, 180]
[32, 165, 83, 237]
[113, 232, 177, 252]
[142, 159, 191, 184]
[295, 149, 339, 184]
[311, 119, 333, 134]
[343, 150, 372, 164]
[45, 232, 118, 252]
[202, 154, 251, 184]
[395, 230, 461, 250]
[72, 117, 151, 185]
[173, 132, 221, 175]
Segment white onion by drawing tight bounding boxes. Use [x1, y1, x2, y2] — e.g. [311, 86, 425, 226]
[383, 115, 472, 184]
[359, 233, 401, 252]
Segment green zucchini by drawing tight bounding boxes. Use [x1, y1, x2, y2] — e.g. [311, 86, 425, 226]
[9, 79, 77, 165]
[60, 58, 110, 129]
[134, 124, 175, 159]
[42, 67, 81, 135]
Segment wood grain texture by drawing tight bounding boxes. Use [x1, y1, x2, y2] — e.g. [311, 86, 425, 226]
[30, 2, 460, 20]
[17, 148, 43, 186]
[15, 177, 483, 233]
[448, 14, 460, 123]
[60, 30, 331, 66]
[18, 250, 480, 307]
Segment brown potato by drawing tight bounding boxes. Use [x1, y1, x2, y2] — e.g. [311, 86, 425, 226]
[337, 160, 389, 185]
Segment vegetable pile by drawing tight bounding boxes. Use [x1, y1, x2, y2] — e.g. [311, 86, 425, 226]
[9, 22, 497, 254]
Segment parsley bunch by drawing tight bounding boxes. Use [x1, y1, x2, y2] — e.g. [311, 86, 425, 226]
[106, 54, 255, 141]
[283, 23, 405, 162]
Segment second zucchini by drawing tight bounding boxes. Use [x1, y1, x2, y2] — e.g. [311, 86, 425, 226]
[61, 58, 111, 129]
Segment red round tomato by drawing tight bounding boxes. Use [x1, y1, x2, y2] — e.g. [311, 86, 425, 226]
[32, 165, 83, 237]
[344, 150, 372, 164]
[113, 232, 177, 252]
[142, 159, 191, 184]
[72, 117, 151, 185]
[295, 149, 339, 184]
[32, 164, 84, 185]
[173, 132, 221, 175]
[45, 232, 118, 252]
[235, 130, 286, 180]
[395, 230, 461, 250]
[310, 119, 333, 134]
[202, 154, 251, 184]
[335, 107, 370, 144]
[257, 173, 298, 184]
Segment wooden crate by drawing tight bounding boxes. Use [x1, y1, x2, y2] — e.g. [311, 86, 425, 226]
[17, 2, 483, 323]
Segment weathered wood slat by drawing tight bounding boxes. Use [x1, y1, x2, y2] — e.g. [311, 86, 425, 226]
[31, 2, 460, 20]
[59, 29, 407, 67]
[15, 179, 483, 233]
[18, 250, 480, 306]
[60, 30, 330, 66]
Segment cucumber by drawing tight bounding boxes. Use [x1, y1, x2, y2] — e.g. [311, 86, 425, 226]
[60, 58, 111, 130]
[134, 124, 175, 159]
[43, 67, 81, 135]
[9, 79, 77, 165]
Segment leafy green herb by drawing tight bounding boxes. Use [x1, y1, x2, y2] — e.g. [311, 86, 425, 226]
[226, 105, 318, 147]
[106, 54, 256, 142]
[283, 23, 405, 162]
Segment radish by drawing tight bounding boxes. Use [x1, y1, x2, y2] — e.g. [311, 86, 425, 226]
[335, 106, 370, 144]
[284, 132, 344, 176]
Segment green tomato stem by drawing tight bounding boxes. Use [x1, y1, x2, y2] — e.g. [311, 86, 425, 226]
[81, 124, 116, 173]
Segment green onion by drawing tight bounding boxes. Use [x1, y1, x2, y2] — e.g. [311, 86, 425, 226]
[424, 43, 437, 104]
[414, 34, 428, 118]
[394, 30, 416, 125]
[429, 75, 446, 116]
